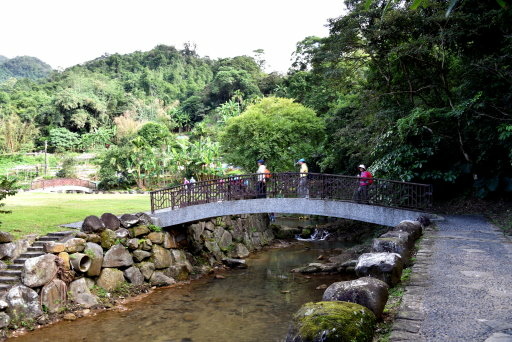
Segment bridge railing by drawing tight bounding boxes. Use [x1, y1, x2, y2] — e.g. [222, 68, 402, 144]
[150, 172, 433, 212]
[30, 178, 98, 190]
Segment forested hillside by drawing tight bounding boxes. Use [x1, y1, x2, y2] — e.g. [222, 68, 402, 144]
[0, 0, 510, 199]
[0, 56, 52, 82]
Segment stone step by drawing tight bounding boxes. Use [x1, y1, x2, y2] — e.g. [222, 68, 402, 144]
[36, 236, 61, 242]
[48, 231, 74, 237]
[0, 276, 19, 284]
[0, 284, 12, 292]
[13, 258, 27, 265]
[7, 265, 23, 271]
[27, 246, 44, 252]
[19, 251, 44, 258]
[0, 270, 21, 277]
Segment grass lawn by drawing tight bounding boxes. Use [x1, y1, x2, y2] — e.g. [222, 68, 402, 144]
[0, 192, 151, 239]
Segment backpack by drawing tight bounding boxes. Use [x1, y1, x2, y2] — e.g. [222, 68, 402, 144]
[264, 168, 272, 179]
[365, 171, 374, 185]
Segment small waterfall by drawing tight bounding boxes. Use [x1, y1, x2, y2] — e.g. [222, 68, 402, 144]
[296, 228, 331, 241]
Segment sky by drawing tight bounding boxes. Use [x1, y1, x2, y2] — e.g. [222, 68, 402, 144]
[0, 0, 345, 73]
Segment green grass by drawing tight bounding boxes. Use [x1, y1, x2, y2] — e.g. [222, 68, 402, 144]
[0, 192, 150, 239]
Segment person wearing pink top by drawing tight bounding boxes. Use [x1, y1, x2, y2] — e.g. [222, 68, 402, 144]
[355, 164, 372, 203]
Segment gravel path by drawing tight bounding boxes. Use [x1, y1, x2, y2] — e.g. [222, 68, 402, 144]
[391, 215, 512, 341]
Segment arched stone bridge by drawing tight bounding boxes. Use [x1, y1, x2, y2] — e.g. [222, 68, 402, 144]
[150, 173, 433, 227]
[30, 178, 97, 193]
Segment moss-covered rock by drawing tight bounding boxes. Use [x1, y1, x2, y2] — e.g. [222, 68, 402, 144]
[286, 301, 376, 342]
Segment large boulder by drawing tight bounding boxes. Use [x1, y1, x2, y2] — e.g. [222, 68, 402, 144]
[0, 313, 10, 328]
[222, 258, 247, 269]
[120, 214, 140, 228]
[69, 278, 99, 308]
[379, 231, 414, 247]
[100, 213, 121, 230]
[229, 243, 250, 259]
[102, 244, 133, 268]
[64, 238, 87, 253]
[85, 242, 104, 277]
[115, 228, 131, 239]
[6, 285, 43, 320]
[43, 241, 66, 253]
[81, 215, 106, 233]
[322, 277, 389, 319]
[371, 237, 411, 260]
[163, 232, 178, 249]
[286, 301, 376, 342]
[124, 266, 144, 285]
[22, 254, 58, 288]
[133, 250, 152, 262]
[150, 245, 172, 269]
[0, 232, 13, 243]
[130, 225, 150, 237]
[149, 271, 176, 286]
[355, 253, 404, 287]
[40, 279, 67, 313]
[136, 212, 155, 225]
[96, 268, 126, 291]
[147, 232, 165, 244]
[100, 229, 117, 249]
[0, 239, 31, 260]
[217, 230, 233, 251]
[136, 262, 155, 280]
[392, 220, 423, 240]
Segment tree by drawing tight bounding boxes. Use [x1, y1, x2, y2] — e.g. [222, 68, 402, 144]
[137, 122, 170, 147]
[48, 127, 80, 152]
[0, 176, 18, 228]
[220, 97, 325, 172]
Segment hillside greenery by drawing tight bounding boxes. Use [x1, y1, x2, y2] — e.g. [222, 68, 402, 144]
[0, 0, 511, 200]
[0, 56, 52, 82]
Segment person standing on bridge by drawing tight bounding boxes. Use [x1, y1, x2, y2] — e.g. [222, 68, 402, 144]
[256, 159, 267, 198]
[355, 164, 373, 203]
[297, 158, 309, 198]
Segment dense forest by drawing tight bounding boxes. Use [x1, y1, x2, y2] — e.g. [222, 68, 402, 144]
[0, 56, 52, 82]
[0, 0, 510, 199]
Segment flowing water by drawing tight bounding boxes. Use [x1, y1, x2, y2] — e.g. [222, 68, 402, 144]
[10, 241, 353, 342]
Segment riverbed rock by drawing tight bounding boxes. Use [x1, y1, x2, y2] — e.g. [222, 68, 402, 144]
[120, 214, 140, 228]
[291, 262, 340, 274]
[380, 230, 414, 247]
[0, 232, 13, 243]
[149, 271, 176, 286]
[322, 277, 389, 318]
[136, 262, 155, 280]
[101, 213, 121, 230]
[229, 243, 250, 259]
[22, 254, 58, 288]
[392, 220, 423, 240]
[271, 225, 301, 239]
[356, 252, 404, 286]
[222, 258, 247, 269]
[286, 301, 376, 342]
[64, 238, 86, 253]
[151, 244, 172, 269]
[40, 279, 67, 313]
[97, 268, 126, 291]
[0, 312, 10, 328]
[133, 249, 152, 262]
[217, 230, 233, 251]
[43, 241, 66, 253]
[69, 278, 99, 308]
[102, 244, 133, 268]
[148, 232, 165, 244]
[124, 266, 144, 285]
[371, 236, 411, 260]
[100, 229, 117, 249]
[81, 215, 105, 233]
[6, 285, 43, 320]
[85, 242, 103, 277]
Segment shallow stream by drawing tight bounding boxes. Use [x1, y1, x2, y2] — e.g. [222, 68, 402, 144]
[10, 240, 353, 342]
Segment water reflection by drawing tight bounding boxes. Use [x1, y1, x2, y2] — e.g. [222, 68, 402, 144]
[10, 241, 353, 342]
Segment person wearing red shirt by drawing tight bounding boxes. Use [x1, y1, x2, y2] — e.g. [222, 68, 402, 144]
[356, 164, 372, 203]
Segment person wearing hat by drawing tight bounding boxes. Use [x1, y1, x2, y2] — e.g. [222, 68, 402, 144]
[256, 159, 267, 198]
[355, 164, 372, 203]
[297, 158, 309, 198]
